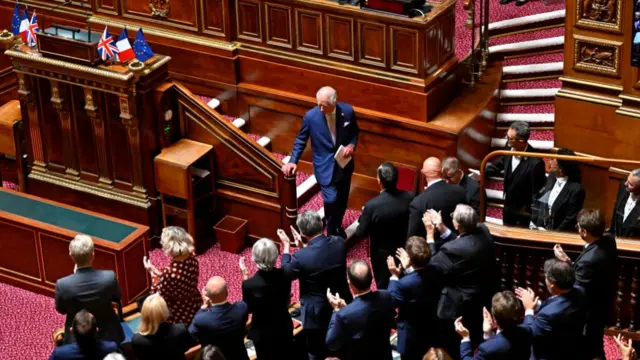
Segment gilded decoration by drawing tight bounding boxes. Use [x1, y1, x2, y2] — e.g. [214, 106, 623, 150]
[576, 0, 621, 32]
[149, 0, 170, 17]
[573, 36, 620, 77]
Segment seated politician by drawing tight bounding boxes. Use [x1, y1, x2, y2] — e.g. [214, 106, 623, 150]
[531, 148, 585, 232]
[611, 168, 640, 238]
[49, 310, 120, 360]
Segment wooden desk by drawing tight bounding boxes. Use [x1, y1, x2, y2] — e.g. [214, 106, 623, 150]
[0, 188, 150, 306]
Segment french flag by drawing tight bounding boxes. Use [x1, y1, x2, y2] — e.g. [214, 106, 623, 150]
[116, 27, 135, 62]
[19, 6, 29, 43]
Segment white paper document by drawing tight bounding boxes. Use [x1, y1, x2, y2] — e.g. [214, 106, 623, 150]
[334, 145, 352, 169]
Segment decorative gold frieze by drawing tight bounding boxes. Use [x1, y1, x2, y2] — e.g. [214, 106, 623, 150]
[576, 0, 621, 32]
[573, 35, 621, 77]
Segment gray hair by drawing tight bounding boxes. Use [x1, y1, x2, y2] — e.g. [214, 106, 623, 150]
[442, 157, 460, 172]
[631, 168, 640, 178]
[252, 238, 279, 271]
[103, 354, 126, 360]
[509, 121, 530, 140]
[160, 226, 194, 257]
[69, 234, 94, 266]
[296, 210, 324, 237]
[316, 86, 337, 105]
[453, 204, 478, 233]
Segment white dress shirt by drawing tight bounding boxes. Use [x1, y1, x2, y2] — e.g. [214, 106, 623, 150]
[509, 145, 528, 172]
[624, 195, 638, 222]
[325, 108, 337, 145]
[548, 176, 568, 213]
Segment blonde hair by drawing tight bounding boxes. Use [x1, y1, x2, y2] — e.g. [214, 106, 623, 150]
[138, 294, 169, 336]
[160, 226, 194, 257]
[69, 234, 94, 266]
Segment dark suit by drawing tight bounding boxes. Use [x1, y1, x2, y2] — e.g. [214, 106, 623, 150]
[611, 183, 640, 238]
[388, 267, 440, 360]
[54, 267, 124, 344]
[407, 180, 467, 239]
[325, 291, 395, 360]
[485, 145, 546, 227]
[132, 323, 194, 360]
[242, 269, 293, 360]
[355, 189, 414, 289]
[289, 102, 359, 235]
[459, 175, 481, 214]
[188, 302, 249, 360]
[574, 233, 618, 359]
[459, 326, 531, 360]
[429, 224, 497, 358]
[281, 234, 352, 360]
[48, 340, 119, 360]
[531, 173, 585, 231]
[522, 287, 588, 360]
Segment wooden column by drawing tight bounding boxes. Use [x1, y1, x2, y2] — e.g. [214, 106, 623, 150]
[537, 255, 547, 297]
[49, 80, 79, 178]
[616, 265, 625, 329]
[631, 265, 638, 331]
[119, 95, 146, 195]
[17, 73, 45, 173]
[84, 89, 112, 186]
[500, 248, 509, 291]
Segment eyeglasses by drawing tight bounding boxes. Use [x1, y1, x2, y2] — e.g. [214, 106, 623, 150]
[505, 135, 525, 143]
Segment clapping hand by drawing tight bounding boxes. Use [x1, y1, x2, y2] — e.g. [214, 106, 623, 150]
[482, 307, 495, 334]
[426, 209, 443, 227]
[387, 256, 401, 278]
[396, 248, 411, 270]
[239, 257, 249, 280]
[200, 288, 212, 309]
[553, 244, 571, 263]
[326, 288, 347, 311]
[614, 334, 637, 360]
[290, 226, 305, 248]
[143, 256, 161, 277]
[276, 229, 291, 254]
[454, 317, 470, 340]
[422, 211, 434, 234]
[515, 287, 539, 311]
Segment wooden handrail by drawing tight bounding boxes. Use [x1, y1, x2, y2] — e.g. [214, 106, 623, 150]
[478, 150, 640, 221]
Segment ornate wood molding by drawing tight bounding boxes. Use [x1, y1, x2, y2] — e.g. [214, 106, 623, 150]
[573, 35, 622, 77]
[576, 0, 621, 33]
[84, 88, 112, 186]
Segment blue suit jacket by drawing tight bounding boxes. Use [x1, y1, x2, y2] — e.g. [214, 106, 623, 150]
[388, 267, 439, 355]
[325, 291, 395, 360]
[522, 287, 587, 360]
[460, 326, 531, 360]
[188, 302, 249, 360]
[281, 234, 351, 329]
[49, 341, 119, 360]
[289, 102, 359, 186]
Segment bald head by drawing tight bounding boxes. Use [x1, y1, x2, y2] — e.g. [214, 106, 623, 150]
[316, 86, 337, 115]
[347, 260, 372, 293]
[205, 276, 228, 303]
[421, 157, 443, 183]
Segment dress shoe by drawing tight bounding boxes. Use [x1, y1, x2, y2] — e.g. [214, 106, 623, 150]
[499, 0, 515, 4]
[515, 0, 528, 5]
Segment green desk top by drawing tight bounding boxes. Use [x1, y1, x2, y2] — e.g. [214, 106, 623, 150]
[0, 191, 137, 243]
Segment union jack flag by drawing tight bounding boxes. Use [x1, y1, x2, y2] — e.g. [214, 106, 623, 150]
[26, 10, 38, 47]
[97, 26, 119, 61]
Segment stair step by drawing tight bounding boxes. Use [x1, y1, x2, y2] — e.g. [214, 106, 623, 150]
[207, 98, 221, 110]
[489, 36, 564, 59]
[503, 61, 563, 81]
[504, 52, 564, 66]
[489, 27, 564, 47]
[489, 9, 566, 37]
[501, 103, 555, 114]
[297, 175, 320, 204]
[502, 79, 562, 90]
[491, 138, 554, 150]
[231, 117, 246, 129]
[500, 88, 560, 99]
[497, 113, 555, 124]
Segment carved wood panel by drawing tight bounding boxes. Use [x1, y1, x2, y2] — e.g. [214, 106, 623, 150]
[121, 0, 198, 31]
[357, 20, 386, 68]
[326, 14, 355, 61]
[96, 0, 119, 15]
[201, 0, 227, 37]
[425, 24, 439, 75]
[573, 35, 621, 77]
[265, 2, 293, 48]
[576, 0, 621, 32]
[390, 26, 420, 74]
[236, 0, 263, 43]
[440, 10, 455, 62]
[295, 9, 323, 55]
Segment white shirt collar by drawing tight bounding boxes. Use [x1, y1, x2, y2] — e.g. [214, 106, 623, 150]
[555, 176, 568, 185]
[427, 178, 443, 188]
[355, 289, 371, 298]
[211, 300, 228, 306]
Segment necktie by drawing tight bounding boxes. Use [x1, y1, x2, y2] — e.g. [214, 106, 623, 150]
[327, 113, 336, 145]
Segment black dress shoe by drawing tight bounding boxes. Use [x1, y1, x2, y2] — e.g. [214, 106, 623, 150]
[515, 0, 527, 5]
[499, 0, 515, 4]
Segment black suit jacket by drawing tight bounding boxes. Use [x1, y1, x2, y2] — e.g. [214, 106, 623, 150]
[408, 180, 467, 238]
[575, 233, 618, 330]
[188, 302, 250, 360]
[132, 323, 195, 360]
[485, 145, 546, 225]
[429, 224, 496, 320]
[54, 267, 124, 344]
[242, 269, 293, 342]
[459, 175, 481, 214]
[531, 173, 585, 231]
[611, 183, 640, 238]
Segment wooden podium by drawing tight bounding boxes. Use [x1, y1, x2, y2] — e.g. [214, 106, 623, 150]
[5, 43, 171, 237]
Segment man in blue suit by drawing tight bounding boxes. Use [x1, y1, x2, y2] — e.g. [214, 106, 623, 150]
[189, 276, 249, 360]
[278, 210, 352, 360]
[516, 259, 588, 360]
[282, 86, 359, 237]
[49, 310, 120, 360]
[386, 236, 440, 360]
[325, 260, 396, 360]
[454, 291, 531, 360]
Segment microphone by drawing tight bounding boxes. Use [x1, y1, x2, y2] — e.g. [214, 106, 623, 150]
[42, 0, 73, 35]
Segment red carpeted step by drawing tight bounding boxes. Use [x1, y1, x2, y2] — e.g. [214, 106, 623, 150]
[502, 79, 562, 90]
[489, 27, 565, 47]
[504, 52, 564, 66]
[493, 129, 555, 141]
[486, 205, 504, 220]
[487, 178, 505, 191]
[486, 0, 566, 23]
[501, 104, 555, 114]
[299, 192, 324, 213]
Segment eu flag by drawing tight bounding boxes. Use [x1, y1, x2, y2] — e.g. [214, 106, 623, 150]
[11, 3, 21, 35]
[132, 28, 154, 62]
